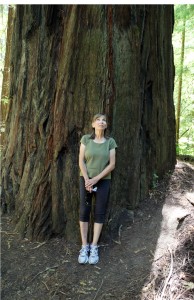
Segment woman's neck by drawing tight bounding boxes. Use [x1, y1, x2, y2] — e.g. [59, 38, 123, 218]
[95, 130, 105, 139]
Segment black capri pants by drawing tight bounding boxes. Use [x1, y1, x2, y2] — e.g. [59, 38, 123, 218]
[79, 176, 111, 224]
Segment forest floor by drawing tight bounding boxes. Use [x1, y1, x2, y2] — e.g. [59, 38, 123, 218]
[1, 159, 194, 300]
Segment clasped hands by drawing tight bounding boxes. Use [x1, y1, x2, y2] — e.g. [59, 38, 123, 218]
[85, 177, 99, 193]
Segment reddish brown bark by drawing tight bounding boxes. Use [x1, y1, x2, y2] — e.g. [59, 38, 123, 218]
[1, 5, 176, 241]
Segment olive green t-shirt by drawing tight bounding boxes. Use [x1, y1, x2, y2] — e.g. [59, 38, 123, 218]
[80, 134, 117, 179]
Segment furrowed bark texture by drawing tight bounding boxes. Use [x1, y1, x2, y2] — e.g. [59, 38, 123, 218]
[1, 5, 176, 241]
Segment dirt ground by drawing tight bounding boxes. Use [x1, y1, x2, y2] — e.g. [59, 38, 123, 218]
[1, 160, 194, 300]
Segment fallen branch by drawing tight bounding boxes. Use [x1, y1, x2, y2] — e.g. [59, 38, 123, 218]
[42, 281, 49, 291]
[112, 225, 123, 245]
[153, 253, 164, 262]
[58, 290, 67, 295]
[0, 230, 19, 235]
[174, 289, 188, 300]
[159, 247, 174, 300]
[32, 242, 47, 249]
[93, 278, 104, 300]
[186, 197, 194, 206]
[29, 265, 59, 283]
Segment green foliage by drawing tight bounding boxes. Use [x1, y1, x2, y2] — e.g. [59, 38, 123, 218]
[0, 5, 8, 96]
[175, 4, 194, 22]
[173, 4, 194, 156]
[1, 96, 9, 104]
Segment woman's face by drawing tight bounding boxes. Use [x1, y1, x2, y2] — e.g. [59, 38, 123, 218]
[92, 115, 107, 130]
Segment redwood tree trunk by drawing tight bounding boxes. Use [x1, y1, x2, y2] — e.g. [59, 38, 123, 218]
[1, 5, 176, 241]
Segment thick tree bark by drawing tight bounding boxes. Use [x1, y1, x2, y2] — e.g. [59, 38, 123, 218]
[1, 5, 176, 241]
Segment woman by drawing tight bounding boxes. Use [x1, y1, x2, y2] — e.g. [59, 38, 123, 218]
[78, 113, 117, 264]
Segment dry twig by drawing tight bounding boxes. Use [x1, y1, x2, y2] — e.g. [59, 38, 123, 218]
[159, 247, 174, 300]
[0, 230, 18, 235]
[42, 281, 49, 291]
[93, 279, 104, 300]
[32, 242, 47, 249]
[112, 225, 123, 245]
[29, 265, 59, 283]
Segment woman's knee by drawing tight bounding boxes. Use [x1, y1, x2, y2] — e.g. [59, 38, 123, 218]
[79, 206, 91, 222]
[94, 213, 105, 223]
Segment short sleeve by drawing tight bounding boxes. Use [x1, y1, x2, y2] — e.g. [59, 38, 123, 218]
[80, 135, 89, 146]
[109, 138, 117, 150]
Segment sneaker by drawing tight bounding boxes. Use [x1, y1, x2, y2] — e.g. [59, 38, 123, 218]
[89, 245, 99, 264]
[78, 245, 90, 264]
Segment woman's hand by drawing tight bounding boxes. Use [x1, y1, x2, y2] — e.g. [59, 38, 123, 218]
[84, 179, 93, 193]
[85, 185, 93, 193]
[85, 177, 99, 190]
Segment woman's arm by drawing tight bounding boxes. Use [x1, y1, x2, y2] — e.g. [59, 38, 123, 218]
[79, 143, 93, 192]
[85, 148, 116, 188]
[79, 143, 89, 181]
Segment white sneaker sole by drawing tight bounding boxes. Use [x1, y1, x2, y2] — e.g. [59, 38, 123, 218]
[78, 256, 89, 264]
[88, 257, 99, 264]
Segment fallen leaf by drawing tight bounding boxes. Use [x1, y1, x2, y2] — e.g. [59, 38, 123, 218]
[134, 247, 146, 253]
[182, 280, 194, 290]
